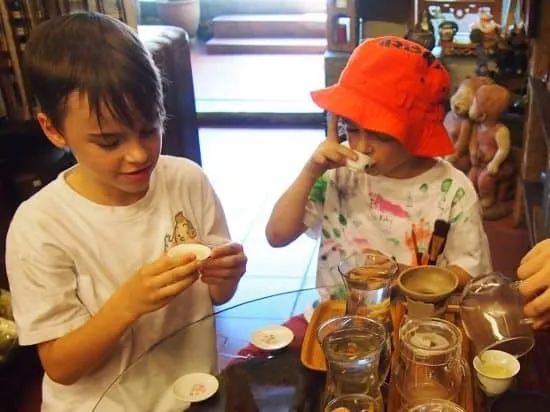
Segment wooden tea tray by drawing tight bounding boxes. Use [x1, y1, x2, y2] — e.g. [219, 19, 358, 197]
[300, 299, 345, 371]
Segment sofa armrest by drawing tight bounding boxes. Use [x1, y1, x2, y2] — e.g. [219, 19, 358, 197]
[138, 25, 201, 165]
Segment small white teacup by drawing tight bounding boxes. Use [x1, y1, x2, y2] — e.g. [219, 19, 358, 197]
[346, 151, 374, 172]
[341, 142, 375, 172]
[473, 349, 520, 397]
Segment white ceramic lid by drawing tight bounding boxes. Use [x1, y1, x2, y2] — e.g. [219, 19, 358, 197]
[167, 243, 211, 260]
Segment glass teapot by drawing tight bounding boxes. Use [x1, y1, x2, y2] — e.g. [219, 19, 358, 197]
[325, 394, 382, 412]
[389, 318, 470, 412]
[317, 315, 389, 410]
[459, 272, 534, 358]
[400, 399, 465, 412]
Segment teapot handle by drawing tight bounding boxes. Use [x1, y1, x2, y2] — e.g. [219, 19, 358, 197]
[457, 357, 472, 408]
[510, 281, 536, 326]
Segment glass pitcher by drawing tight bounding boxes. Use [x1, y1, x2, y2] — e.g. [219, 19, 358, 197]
[325, 394, 382, 412]
[338, 252, 399, 329]
[389, 318, 470, 412]
[317, 315, 389, 409]
[459, 272, 535, 358]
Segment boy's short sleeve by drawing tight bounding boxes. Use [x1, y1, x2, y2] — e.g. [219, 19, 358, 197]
[441, 200, 493, 277]
[303, 173, 329, 233]
[198, 171, 231, 245]
[5, 212, 90, 346]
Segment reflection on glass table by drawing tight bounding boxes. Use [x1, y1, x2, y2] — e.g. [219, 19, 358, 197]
[93, 285, 342, 412]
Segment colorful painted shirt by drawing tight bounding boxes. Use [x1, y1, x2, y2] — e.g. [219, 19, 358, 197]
[304, 159, 493, 287]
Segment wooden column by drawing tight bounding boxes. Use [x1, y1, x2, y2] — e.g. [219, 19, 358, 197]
[521, 0, 550, 181]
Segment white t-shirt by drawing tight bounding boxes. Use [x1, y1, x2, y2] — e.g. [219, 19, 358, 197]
[5, 155, 230, 411]
[304, 159, 493, 287]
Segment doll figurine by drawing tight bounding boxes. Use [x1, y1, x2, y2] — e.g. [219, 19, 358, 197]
[468, 84, 517, 219]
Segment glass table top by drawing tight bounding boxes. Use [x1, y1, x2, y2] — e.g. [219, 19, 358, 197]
[93, 286, 341, 412]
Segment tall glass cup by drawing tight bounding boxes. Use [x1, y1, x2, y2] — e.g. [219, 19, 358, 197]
[317, 315, 388, 409]
[338, 252, 399, 329]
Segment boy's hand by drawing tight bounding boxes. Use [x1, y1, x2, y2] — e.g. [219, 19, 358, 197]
[305, 115, 357, 178]
[518, 239, 550, 328]
[200, 242, 247, 285]
[113, 254, 201, 322]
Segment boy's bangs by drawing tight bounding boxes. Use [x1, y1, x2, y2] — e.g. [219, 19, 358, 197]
[80, 66, 165, 130]
[24, 12, 165, 131]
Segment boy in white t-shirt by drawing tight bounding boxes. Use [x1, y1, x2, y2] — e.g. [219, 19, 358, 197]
[5, 12, 247, 411]
[266, 36, 492, 290]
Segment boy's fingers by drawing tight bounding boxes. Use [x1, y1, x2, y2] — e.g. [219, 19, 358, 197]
[144, 253, 196, 276]
[334, 143, 358, 160]
[153, 260, 201, 288]
[521, 238, 550, 264]
[326, 114, 339, 142]
[517, 252, 545, 280]
[157, 275, 199, 300]
[523, 287, 550, 318]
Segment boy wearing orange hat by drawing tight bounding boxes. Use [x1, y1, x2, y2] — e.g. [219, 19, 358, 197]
[266, 36, 492, 288]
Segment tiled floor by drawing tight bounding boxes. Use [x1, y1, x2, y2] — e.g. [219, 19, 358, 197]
[191, 46, 325, 113]
[198, 127, 325, 352]
[198, 127, 323, 313]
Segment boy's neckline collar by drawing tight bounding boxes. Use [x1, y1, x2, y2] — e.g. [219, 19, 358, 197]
[56, 164, 158, 220]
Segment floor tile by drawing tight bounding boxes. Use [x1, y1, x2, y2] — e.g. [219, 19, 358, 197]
[198, 127, 323, 249]
[191, 49, 325, 111]
[243, 231, 318, 278]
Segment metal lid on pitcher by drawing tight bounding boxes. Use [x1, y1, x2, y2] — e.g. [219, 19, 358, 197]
[400, 317, 461, 358]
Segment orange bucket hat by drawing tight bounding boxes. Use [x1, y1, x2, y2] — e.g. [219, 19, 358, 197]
[311, 36, 454, 157]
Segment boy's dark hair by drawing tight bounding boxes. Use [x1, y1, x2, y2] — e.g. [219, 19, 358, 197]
[24, 12, 165, 131]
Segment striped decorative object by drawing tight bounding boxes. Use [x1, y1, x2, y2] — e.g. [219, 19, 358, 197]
[0, 0, 133, 121]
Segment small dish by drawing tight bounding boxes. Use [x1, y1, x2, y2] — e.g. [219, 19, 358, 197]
[251, 325, 294, 351]
[473, 349, 520, 396]
[172, 372, 219, 403]
[167, 243, 211, 260]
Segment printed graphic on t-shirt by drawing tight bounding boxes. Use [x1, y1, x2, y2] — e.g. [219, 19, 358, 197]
[307, 166, 476, 286]
[164, 211, 198, 251]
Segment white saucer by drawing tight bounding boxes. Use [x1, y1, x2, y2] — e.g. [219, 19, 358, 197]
[251, 325, 294, 351]
[172, 372, 219, 403]
[167, 243, 211, 260]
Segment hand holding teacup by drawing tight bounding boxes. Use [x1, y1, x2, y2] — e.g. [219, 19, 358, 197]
[167, 240, 247, 285]
[200, 241, 247, 285]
